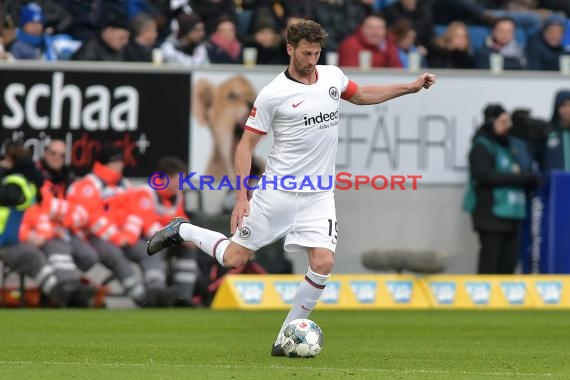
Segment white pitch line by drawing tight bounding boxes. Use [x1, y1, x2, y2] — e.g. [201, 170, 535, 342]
[0, 360, 555, 377]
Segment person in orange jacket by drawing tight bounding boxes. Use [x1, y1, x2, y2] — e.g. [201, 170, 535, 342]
[132, 156, 200, 306]
[1, 140, 93, 307]
[66, 144, 174, 307]
[31, 140, 99, 276]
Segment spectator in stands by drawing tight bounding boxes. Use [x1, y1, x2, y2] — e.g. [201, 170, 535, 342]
[475, 17, 527, 70]
[124, 13, 158, 62]
[273, 15, 303, 65]
[539, 0, 570, 17]
[189, 0, 238, 35]
[66, 144, 176, 307]
[71, 14, 130, 62]
[242, 0, 291, 37]
[428, 21, 475, 69]
[206, 16, 243, 64]
[542, 90, 570, 171]
[1, 7, 18, 51]
[478, 0, 543, 38]
[124, 0, 182, 43]
[303, 0, 367, 53]
[56, 0, 127, 42]
[10, 3, 47, 60]
[338, 13, 401, 68]
[242, 14, 285, 65]
[10, 3, 81, 61]
[382, 0, 434, 48]
[33, 140, 101, 278]
[18, 204, 97, 307]
[464, 104, 540, 274]
[390, 18, 428, 69]
[0, 141, 95, 307]
[9, 2, 63, 60]
[5, 0, 72, 35]
[433, 0, 497, 26]
[526, 14, 568, 71]
[161, 12, 209, 66]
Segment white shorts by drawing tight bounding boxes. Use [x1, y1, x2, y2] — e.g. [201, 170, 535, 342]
[231, 190, 338, 254]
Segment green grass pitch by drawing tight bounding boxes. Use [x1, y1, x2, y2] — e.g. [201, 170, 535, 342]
[1, 309, 568, 379]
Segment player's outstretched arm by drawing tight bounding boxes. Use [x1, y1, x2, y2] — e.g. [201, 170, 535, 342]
[231, 129, 263, 234]
[347, 73, 437, 106]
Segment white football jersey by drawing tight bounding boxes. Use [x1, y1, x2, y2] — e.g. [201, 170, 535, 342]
[245, 65, 357, 192]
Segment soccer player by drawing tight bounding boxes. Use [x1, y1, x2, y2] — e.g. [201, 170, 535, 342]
[147, 19, 436, 355]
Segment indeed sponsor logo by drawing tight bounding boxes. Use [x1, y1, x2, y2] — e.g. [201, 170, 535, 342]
[303, 110, 339, 126]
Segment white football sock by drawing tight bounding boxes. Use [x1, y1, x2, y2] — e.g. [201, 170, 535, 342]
[274, 267, 330, 345]
[179, 223, 229, 266]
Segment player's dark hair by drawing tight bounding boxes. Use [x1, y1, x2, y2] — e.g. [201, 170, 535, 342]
[158, 156, 188, 175]
[286, 19, 327, 48]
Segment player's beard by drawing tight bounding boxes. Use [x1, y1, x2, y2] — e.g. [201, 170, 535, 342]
[293, 60, 315, 78]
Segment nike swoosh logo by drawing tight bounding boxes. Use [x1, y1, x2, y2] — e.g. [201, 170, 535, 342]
[301, 305, 310, 311]
[292, 100, 305, 108]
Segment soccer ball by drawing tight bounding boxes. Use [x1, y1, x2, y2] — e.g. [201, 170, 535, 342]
[280, 319, 324, 358]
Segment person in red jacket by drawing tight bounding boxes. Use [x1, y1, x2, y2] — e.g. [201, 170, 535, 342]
[337, 13, 402, 69]
[67, 144, 174, 307]
[1, 141, 93, 307]
[132, 156, 199, 306]
[34, 140, 99, 277]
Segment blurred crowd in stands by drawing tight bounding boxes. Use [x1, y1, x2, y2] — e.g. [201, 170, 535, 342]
[0, 0, 569, 71]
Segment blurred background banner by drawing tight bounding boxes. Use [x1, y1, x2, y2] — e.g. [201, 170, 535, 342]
[190, 68, 566, 184]
[212, 274, 570, 310]
[211, 274, 430, 310]
[0, 66, 191, 177]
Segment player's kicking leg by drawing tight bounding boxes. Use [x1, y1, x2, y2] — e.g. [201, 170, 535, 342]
[147, 217, 253, 268]
[270, 247, 333, 356]
[148, 190, 298, 356]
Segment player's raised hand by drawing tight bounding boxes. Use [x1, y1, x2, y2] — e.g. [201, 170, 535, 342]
[231, 197, 251, 234]
[410, 73, 437, 93]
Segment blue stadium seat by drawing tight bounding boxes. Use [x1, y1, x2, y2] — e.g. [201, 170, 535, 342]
[515, 27, 527, 48]
[434, 24, 447, 37]
[373, 0, 399, 11]
[468, 25, 490, 52]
